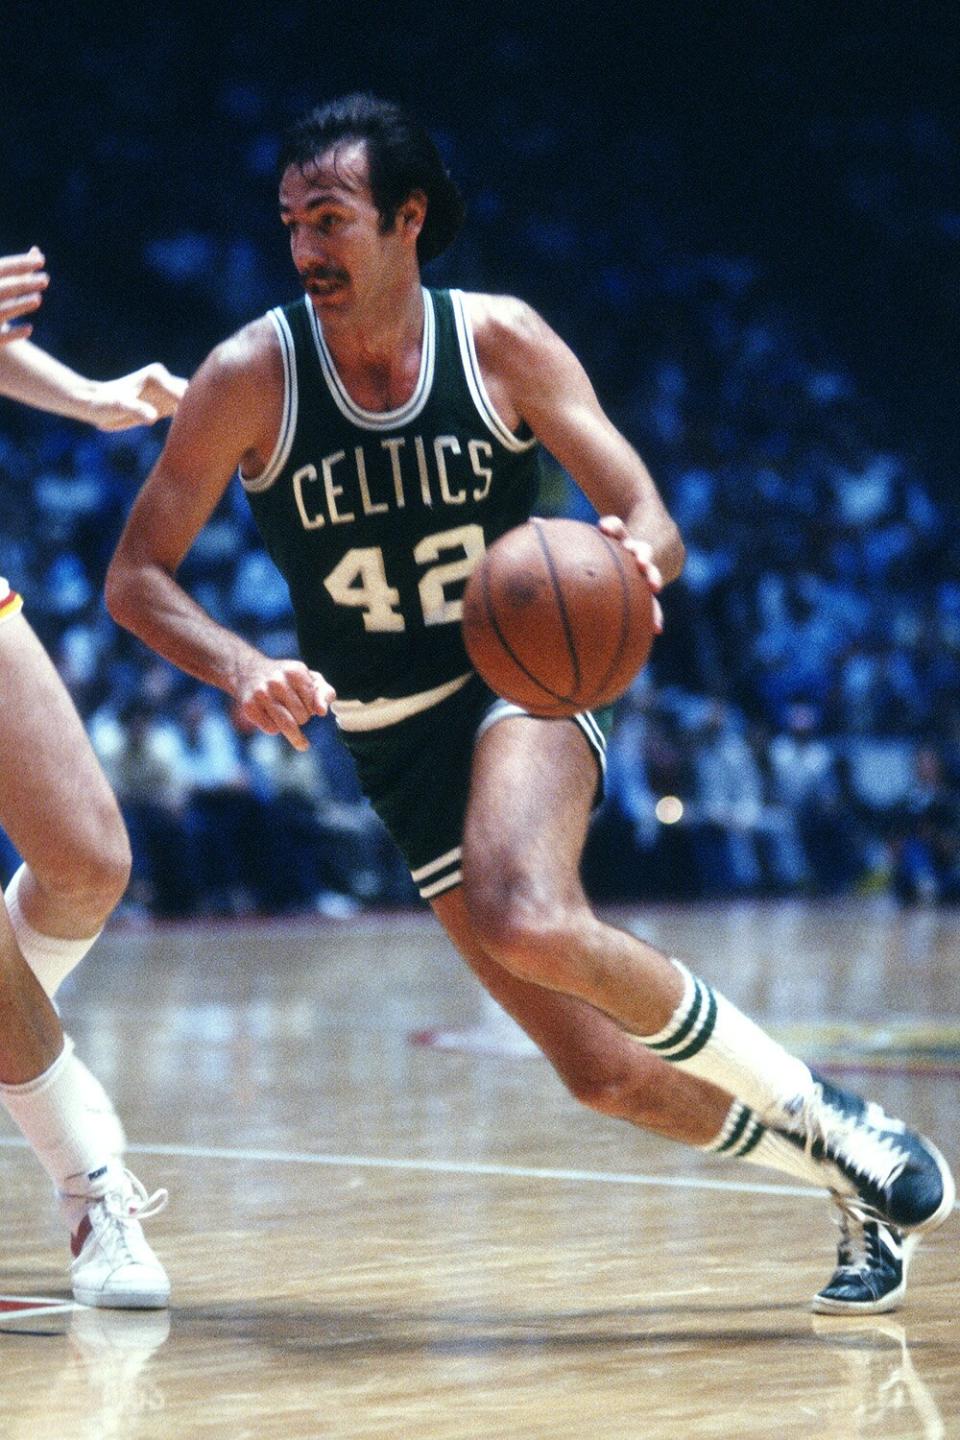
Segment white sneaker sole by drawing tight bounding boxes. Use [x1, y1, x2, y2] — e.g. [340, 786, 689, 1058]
[73, 1281, 171, 1310]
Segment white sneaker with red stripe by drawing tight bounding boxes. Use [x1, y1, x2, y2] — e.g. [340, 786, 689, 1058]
[70, 1169, 170, 1310]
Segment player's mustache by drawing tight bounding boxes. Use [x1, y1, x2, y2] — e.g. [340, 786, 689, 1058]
[300, 266, 349, 286]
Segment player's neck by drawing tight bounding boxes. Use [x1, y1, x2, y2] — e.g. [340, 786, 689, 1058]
[322, 280, 420, 368]
[321, 278, 425, 404]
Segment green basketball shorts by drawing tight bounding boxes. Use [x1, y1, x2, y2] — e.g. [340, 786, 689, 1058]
[340, 673, 609, 901]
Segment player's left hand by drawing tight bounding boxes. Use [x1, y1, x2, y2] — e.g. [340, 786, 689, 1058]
[597, 515, 664, 632]
[88, 363, 188, 431]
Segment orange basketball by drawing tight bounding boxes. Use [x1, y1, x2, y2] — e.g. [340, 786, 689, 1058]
[462, 518, 656, 717]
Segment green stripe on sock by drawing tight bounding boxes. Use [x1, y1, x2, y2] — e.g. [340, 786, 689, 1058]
[735, 1121, 766, 1159]
[646, 979, 704, 1054]
[716, 1104, 753, 1154]
[667, 984, 718, 1062]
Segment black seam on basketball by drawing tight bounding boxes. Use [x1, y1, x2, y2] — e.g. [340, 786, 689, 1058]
[531, 519, 581, 695]
[593, 531, 636, 700]
[479, 555, 573, 705]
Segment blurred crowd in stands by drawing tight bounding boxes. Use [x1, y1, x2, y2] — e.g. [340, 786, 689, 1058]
[2, 6, 958, 916]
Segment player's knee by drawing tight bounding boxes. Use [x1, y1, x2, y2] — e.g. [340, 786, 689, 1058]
[31, 807, 132, 918]
[464, 879, 577, 988]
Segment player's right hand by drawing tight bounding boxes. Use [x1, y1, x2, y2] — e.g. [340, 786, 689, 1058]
[597, 516, 665, 633]
[233, 659, 336, 751]
[0, 248, 48, 343]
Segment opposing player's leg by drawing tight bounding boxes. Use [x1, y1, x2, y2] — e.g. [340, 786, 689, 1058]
[0, 610, 130, 956]
[0, 609, 132, 1153]
[458, 712, 954, 1238]
[0, 899, 168, 1307]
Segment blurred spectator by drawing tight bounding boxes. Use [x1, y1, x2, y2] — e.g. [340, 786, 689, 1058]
[686, 700, 807, 895]
[586, 681, 698, 901]
[96, 700, 198, 917]
[766, 700, 863, 895]
[246, 724, 413, 913]
[891, 744, 960, 905]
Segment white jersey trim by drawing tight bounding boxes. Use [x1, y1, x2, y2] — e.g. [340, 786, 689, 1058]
[450, 290, 538, 454]
[306, 289, 436, 431]
[333, 671, 473, 732]
[239, 308, 299, 493]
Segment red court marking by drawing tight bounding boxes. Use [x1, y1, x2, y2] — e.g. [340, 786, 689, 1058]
[0, 1296, 76, 1320]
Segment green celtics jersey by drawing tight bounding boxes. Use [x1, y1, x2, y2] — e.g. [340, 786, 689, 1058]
[241, 287, 542, 704]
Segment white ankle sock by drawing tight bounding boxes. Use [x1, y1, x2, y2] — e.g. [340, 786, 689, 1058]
[702, 1099, 834, 1187]
[4, 864, 100, 998]
[0, 1043, 112, 1225]
[638, 959, 814, 1123]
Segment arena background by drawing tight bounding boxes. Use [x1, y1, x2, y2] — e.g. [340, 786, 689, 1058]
[2, 0, 959, 917]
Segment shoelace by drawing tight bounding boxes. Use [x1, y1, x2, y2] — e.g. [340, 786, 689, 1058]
[789, 1084, 910, 1194]
[832, 1199, 881, 1275]
[100, 1169, 169, 1224]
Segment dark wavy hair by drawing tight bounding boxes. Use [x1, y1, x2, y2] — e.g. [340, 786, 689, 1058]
[278, 93, 466, 264]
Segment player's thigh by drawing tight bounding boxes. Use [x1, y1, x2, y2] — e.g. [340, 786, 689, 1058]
[0, 614, 127, 869]
[462, 714, 598, 908]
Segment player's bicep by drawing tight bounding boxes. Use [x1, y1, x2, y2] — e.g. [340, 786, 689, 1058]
[498, 308, 622, 462]
[116, 338, 270, 573]
[506, 314, 659, 509]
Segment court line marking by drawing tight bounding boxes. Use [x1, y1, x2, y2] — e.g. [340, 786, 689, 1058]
[4, 1136, 958, 1210]
[0, 1134, 817, 1200]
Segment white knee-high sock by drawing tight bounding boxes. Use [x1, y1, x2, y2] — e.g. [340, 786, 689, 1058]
[5, 864, 100, 997]
[638, 959, 814, 1124]
[61, 1036, 127, 1157]
[701, 1098, 837, 1187]
[0, 1042, 114, 1229]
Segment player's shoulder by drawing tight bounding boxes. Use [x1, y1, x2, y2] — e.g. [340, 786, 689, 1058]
[192, 314, 283, 400]
[459, 292, 557, 374]
[207, 313, 279, 376]
[460, 291, 542, 340]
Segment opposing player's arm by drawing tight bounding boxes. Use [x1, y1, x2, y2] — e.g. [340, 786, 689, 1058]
[0, 340, 186, 429]
[0, 247, 185, 424]
[0, 247, 48, 343]
[470, 295, 684, 586]
[106, 320, 334, 751]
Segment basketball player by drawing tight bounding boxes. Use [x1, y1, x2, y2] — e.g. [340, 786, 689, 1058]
[105, 96, 954, 1315]
[0, 245, 177, 1307]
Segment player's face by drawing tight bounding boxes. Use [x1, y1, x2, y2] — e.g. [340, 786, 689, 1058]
[279, 142, 409, 318]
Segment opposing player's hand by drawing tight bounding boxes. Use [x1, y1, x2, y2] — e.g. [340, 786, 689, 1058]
[88, 363, 189, 430]
[233, 659, 336, 751]
[597, 516, 664, 632]
[0, 248, 48, 344]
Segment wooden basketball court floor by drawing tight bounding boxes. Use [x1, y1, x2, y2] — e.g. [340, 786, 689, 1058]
[1, 897, 957, 1439]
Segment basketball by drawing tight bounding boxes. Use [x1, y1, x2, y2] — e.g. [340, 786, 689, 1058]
[462, 518, 656, 717]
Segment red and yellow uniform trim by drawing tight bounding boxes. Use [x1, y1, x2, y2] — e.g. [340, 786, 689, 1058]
[0, 578, 24, 625]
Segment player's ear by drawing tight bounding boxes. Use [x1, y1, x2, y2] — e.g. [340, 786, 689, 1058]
[399, 189, 427, 240]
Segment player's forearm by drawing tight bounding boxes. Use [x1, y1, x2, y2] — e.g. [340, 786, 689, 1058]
[0, 339, 100, 421]
[553, 413, 685, 585]
[585, 454, 685, 584]
[622, 490, 685, 585]
[105, 560, 264, 702]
